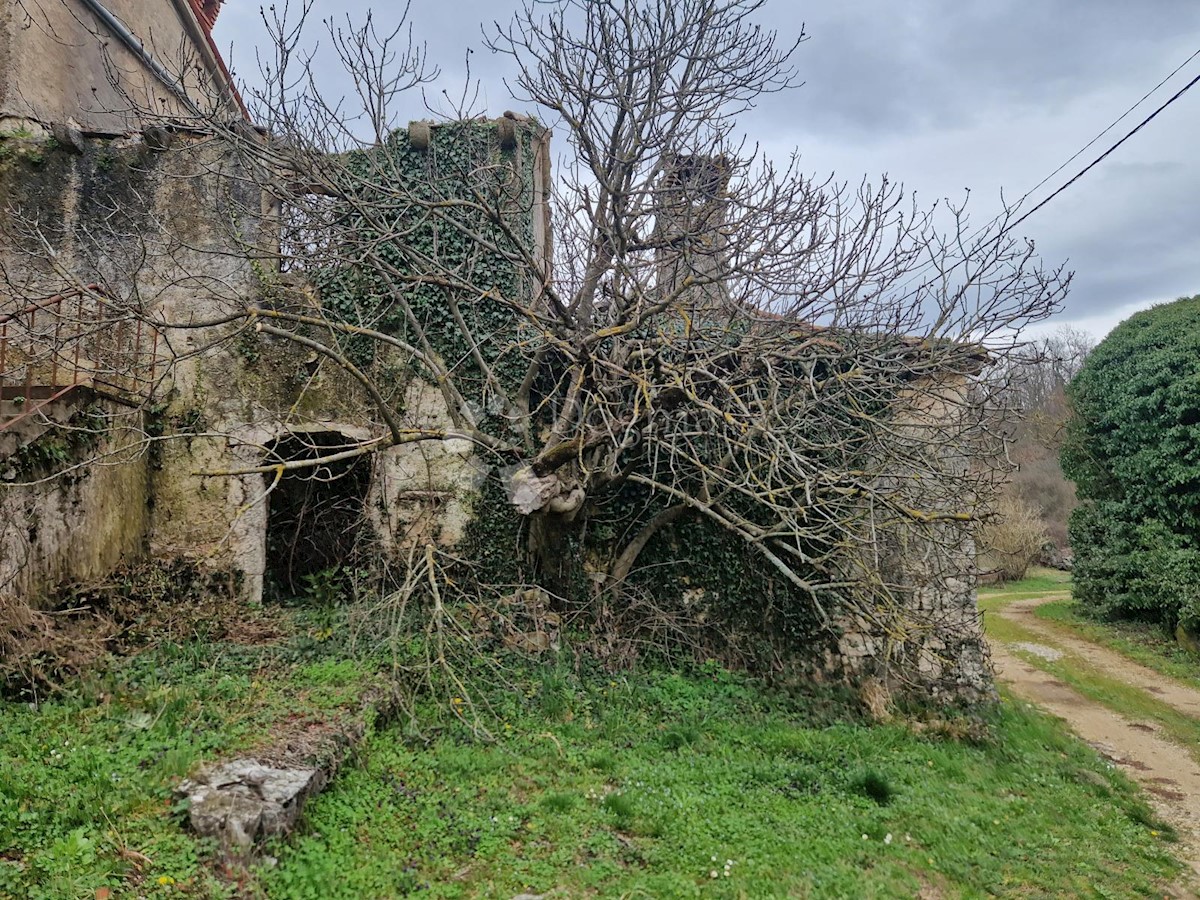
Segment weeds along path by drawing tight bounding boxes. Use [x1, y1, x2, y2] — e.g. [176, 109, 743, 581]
[988, 595, 1200, 889]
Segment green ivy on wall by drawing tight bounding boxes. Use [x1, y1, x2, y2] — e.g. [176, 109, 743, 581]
[8, 403, 108, 481]
[316, 122, 539, 441]
[303, 120, 943, 668]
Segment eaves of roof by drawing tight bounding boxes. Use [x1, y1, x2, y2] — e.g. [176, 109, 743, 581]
[174, 0, 249, 121]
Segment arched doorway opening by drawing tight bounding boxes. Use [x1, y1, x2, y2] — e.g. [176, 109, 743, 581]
[263, 431, 372, 597]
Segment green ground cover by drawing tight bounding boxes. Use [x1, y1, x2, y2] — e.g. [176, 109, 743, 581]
[0, 605, 384, 900]
[1, 581, 1185, 899]
[260, 661, 1180, 899]
[978, 568, 1073, 601]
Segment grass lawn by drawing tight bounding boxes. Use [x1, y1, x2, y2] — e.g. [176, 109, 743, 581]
[0, 603, 386, 900]
[259, 661, 1181, 899]
[978, 567, 1073, 601]
[0, 587, 1185, 899]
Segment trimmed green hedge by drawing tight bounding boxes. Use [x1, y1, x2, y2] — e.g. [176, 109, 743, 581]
[1063, 295, 1200, 627]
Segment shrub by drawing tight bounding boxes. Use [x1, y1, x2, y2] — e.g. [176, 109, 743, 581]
[1069, 505, 1200, 629]
[1063, 295, 1200, 625]
[849, 769, 895, 805]
[979, 494, 1048, 583]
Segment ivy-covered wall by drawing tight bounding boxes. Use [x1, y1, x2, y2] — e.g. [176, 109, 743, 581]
[311, 126, 992, 698]
[299, 120, 547, 571]
[0, 124, 541, 605]
[317, 120, 546, 431]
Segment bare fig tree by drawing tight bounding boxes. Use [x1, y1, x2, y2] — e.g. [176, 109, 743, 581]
[2, 0, 1069, 669]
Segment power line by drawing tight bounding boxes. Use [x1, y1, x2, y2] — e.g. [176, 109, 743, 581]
[1006, 66, 1200, 233]
[894, 47, 1200, 294]
[1010, 46, 1200, 214]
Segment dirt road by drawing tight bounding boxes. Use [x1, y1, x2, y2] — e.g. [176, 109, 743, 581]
[989, 594, 1200, 893]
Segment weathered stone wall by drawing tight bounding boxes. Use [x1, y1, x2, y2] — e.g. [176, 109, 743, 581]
[0, 127, 506, 606]
[0, 130, 278, 601]
[367, 380, 486, 557]
[816, 535, 990, 704]
[0, 119, 991, 704]
[808, 373, 993, 703]
[0, 0, 236, 135]
[0, 400, 149, 607]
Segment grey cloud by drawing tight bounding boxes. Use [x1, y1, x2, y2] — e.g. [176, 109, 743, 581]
[771, 0, 1200, 138]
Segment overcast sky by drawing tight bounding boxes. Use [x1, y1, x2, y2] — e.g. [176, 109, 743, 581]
[215, 1, 1200, 342]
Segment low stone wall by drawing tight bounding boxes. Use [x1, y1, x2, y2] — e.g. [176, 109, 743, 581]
[178, 690, 399, 857]
[813, 585, 993, 705]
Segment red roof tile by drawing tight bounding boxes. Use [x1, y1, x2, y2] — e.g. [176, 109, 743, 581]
[181, 0, 248, 120]
[189, 0, 223, 33]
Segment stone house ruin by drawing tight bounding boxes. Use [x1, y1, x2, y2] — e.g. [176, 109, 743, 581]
[0, 0, 992, 702]
[0, 0, 559, 605]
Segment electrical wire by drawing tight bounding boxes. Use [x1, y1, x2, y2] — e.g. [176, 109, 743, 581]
[1005, 67, 1200, 233]
[893, 47, 1200, 295]
[1010, 46, 1200, 215]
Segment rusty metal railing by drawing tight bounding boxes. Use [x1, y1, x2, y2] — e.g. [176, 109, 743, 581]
[0, 285, 159, 432]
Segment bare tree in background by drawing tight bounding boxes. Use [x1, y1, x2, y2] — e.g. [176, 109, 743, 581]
[1003, 326, 1093, 440]
[3, 0, 1070, 662]
[981, 326, 1093, 558]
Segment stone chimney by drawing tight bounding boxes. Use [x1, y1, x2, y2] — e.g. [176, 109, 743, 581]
[654, 154, 732, 314]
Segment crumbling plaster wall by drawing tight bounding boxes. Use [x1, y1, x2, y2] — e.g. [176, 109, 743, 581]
[0, 132, 290, 601]
[0, 0, 231, 135]
[125, 124, 544, 599]
[1, 129, 488, 605]
[367, 380, 488, 558]
[0, 400, 150, 607]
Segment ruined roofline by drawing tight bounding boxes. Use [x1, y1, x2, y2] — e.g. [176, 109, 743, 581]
[276, 115, 548, 198]
[652, 152, 986, 375]
[734, 306, 992, 375]
[403, 113, 549, 151]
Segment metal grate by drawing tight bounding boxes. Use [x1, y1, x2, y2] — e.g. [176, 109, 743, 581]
[0, 285, 158, 432]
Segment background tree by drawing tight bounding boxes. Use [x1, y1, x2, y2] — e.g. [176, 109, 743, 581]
[1063, 295, 1200, 631]
[976, 325, 1092, 581]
